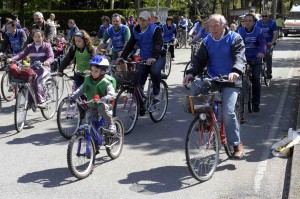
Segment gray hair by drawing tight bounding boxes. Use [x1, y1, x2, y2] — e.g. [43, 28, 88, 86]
[209, 14, 227, 24]
[33, 12, 44, 18]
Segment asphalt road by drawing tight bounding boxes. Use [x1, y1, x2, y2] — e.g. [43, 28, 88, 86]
[0, 36, 300, 199]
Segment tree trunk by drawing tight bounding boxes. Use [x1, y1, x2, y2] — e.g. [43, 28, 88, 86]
[271, 0, 277, 19]
[165, 0, 172, 8]
[110, 0, 114, 9]
[212, 0, 218, 14]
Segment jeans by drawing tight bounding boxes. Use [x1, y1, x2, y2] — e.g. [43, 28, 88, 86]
[249, 63, 262, 105]
[265, 45, 274, 77]
[137, 56, 166, 96]
[191, 80, 241, 146]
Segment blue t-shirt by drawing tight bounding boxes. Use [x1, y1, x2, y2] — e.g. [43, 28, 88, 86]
[203, 31, 239, 77]
[238, 26, 266, 62]
[256, 19, 278, 43]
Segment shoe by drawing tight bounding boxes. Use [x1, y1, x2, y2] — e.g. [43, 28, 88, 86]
[171, 58, 174, 61]
[37, 102, 47, 109]
[253, 104, 260, 112]
[140, 106, 146, 116]
[152, 95, 160, 105]
[107, 123, 116, 135]
[266, 74, 272, 79]
[233, 143, 244, 159]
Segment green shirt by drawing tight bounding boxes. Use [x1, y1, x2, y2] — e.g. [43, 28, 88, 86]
[75, 47, 92, 72]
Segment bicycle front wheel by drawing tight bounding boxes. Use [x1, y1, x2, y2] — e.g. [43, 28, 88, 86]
[185, 115, 220, 182]
[163, 52, 172, 78]
[113, 88, 139, 135]
[149, 80, 168, 123]
[41, 79, 58, 120]
[183, 61, 191, 90]
[67, 134, 96, 179]
[106, 118, 124, 159]
[14, 87, 28, 132]
[57, 97, 81, 139]
[1, 72, 16, 102]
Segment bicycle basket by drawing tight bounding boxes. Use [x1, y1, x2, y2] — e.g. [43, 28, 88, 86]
[9, 64, 36, 83]
[182, 95, 213, 114]
[114, 71, 138, 85]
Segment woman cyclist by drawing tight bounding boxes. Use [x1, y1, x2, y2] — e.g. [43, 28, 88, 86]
[59, 30, 96, 88]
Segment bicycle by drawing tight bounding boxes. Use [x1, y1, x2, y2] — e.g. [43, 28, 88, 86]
[183, 41, 202, 90]
[67, 97, 124, 179]
[0, 53, 17, 102]
[184, 76, 241, 182]
[113, 61, 168, 135]
[163, 42, 173, 78]
[175, 27, 184, 48]
[50, 54, 65, 100]
[13, 61, 58, 132]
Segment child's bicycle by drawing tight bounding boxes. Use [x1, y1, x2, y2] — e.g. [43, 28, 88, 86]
[184, 76, 242, 182]
[67, 97, 124, 179]
[113, 60, 168, 135]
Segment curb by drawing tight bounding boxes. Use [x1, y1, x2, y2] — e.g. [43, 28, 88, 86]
[289, 78, 300, 199]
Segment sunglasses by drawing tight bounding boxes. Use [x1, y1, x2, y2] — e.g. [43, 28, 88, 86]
[262, 15, 268, 17]
[75, 31, 84, 38]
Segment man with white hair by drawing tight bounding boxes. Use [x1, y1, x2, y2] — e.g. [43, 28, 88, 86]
[24, 12, 55, 47]
[183, 14, 246, 159]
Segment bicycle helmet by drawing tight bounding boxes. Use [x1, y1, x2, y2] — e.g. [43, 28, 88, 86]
[89, 55, 109, 68]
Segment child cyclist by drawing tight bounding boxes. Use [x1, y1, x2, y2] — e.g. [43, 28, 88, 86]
[7, 29, 54, 109]
[59, 30, 96, 88]
[70, 55, 116, 134]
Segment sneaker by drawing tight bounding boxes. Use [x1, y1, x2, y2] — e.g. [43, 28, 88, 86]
[152, 95, 160, 105]
[140, 105, 146, 116]
[171, 58, 175, 61]
[266, 74, 272, 79]
[253, 104, 260, 112]
[37, 102, 47, 109]
[107, 123, 116, 135]
[233, 143, 244, 159]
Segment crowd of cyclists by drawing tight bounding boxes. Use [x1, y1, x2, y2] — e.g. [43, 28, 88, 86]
[0, 8, 279, 160]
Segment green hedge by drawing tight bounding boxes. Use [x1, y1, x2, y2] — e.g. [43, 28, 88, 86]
[23, 9, 136, 35]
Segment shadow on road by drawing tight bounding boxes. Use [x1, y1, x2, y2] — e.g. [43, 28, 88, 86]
[119, 166, 199, 195]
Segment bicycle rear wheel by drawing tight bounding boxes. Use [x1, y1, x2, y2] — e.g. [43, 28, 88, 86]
[1, 72, 16, 102]
[57, 97, 81, 139]
[14, 87, 28, 132]
[185, 115, 220, 182]
[67, 133, 95, 179]
[41, 79, 58, 120]
[149, 80, 168, 123]
[106, 118, 124, 159]
[235, 89, 244, 124]
[113, 88, 139, 135]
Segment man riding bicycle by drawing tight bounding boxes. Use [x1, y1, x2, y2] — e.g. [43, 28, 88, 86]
[256, 10, 278, 79]
[183, 14, 246, 159]
[116, 11, 166, 106]
[239, 13, 266, 112]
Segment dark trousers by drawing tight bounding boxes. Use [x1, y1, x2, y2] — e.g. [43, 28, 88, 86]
[249, 63, 262, 105]
[164, 39, 175, 58]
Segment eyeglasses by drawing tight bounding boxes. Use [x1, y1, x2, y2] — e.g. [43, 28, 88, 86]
[262, 15, 268, 17]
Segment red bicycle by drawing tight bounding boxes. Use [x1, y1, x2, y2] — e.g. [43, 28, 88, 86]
[184, 76, 242, 182]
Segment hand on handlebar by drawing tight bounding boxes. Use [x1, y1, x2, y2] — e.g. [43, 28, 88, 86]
[228, 72, 240, 81]
[115, 58, 124, 64]
[183, 74, 193, 85]
[146, 58, 156, 65]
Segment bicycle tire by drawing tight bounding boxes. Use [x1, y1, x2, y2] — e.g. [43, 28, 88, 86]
[67, 134, 96, 179]
[41, 79, 58, 120]
[236, 87, 245, 124]
[163, 52, 172, 78]
[113, 88, 139, 135]
[1, 71, 16, 102]
[57, 97, 81, 139]
[185, 115, 220, 182]
[14, 87, 28, 132]
[149, 80, 168, 123]
[183, 61, 192, 90]
[105, 118, 124, 159]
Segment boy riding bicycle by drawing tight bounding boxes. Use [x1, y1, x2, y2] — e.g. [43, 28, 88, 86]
[70, 55, 116, 134]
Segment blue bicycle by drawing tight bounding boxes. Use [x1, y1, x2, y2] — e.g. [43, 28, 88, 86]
[67, 98, 124, 179]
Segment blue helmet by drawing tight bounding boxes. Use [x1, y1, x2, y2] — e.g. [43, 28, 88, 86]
[89, 55, 109, 68]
